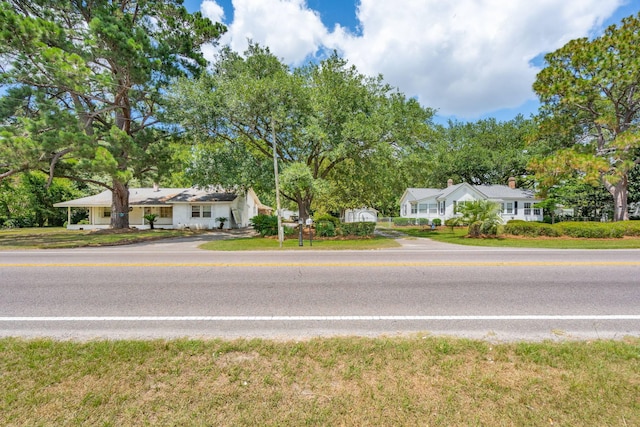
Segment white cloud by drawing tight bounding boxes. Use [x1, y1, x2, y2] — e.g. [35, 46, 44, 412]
[199, 0, 625, 119]
[201, 0, 225, 23]
[214, 0, 329, 65]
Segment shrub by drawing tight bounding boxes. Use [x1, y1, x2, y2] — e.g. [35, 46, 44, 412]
[393, 218, 412, 226]
[504, 220, 560, 237]
[503, 220, 640, 238]
[431, 218, 442, 226]
[249, 214, 279, 236]
[339, 222, 376, 237]
[392, 218, 431, 226]
[316, 221, 336, 237]
[314, 213, 340, 227]
[556, 222, 624, 238]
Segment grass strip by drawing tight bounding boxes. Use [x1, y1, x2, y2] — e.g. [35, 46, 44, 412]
[0, 228, 207, 250]
[199, 235, 401, 250]
[1, 336, 638, 426]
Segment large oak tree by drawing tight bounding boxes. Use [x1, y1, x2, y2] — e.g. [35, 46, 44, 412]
[0, 0, 225, 228]
[169, 44, 434, 219]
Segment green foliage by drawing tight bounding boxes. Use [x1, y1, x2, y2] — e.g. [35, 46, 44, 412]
[428, 116, 535, 186]
[504, 220, 640, 238]
[339, 222, 376, 237]
[0, 172, 82, 228]
[450, 200, 503, 237]
[249, 214, 279, 236]
[503, 221, 561, 237]
[393, 218, 429, 226]
[0, 1, 226, 228]
[313, 214, 340, 227]
[531, 13, 640, 221]
[143, 213, 158, 229]
[315, 221, 336, 237]
[431, 218, 442, 226]
[168, 44, 435, 219]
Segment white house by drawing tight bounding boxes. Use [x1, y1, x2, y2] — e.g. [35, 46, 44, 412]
[399, 178, 544, 223]
[54, 187, 271, 230]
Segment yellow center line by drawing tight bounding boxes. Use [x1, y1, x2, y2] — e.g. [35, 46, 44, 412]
[2, 261, 640, 267]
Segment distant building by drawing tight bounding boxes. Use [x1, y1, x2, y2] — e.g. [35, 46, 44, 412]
[399, 178, 543, 222]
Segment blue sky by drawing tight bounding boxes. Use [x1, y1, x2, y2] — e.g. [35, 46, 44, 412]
[183, 0, 640, 123]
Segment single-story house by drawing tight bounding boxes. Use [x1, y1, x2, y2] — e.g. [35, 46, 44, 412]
[342, 208, 378, 223]
[399, 178, 544, 223]
[54, 186, 271, 230]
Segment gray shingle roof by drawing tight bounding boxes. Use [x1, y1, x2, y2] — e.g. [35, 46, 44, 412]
[474, 185, 535, 199]
[54, 187, 238, 207]
[405, 183, 537, 203]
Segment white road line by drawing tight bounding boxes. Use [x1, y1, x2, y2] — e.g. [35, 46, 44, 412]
[1, 315, 639, 322]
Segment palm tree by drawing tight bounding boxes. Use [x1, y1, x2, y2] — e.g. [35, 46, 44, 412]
[144, 213, 158, 230]
[451, 200, 503, 237]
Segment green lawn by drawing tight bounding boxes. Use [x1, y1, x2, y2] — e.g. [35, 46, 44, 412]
[0, 227, 198, 250]
[1, 336, 638, 426]
[199, 235, 401, 250]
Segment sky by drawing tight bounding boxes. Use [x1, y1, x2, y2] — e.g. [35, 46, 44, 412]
[183, 0, 640, 124]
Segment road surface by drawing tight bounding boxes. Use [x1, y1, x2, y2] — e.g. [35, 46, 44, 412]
[1, 233, 639, 341]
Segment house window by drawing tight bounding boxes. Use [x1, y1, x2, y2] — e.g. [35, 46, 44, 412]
[428, 203, 438, 214]
[503, 202, 513, 214]
[534, 207, 541, 215]
[524, 202, 531, 215]
[191, 205, 212, 218]
[410, 203, 417, 214]
[102, 207, 111, 218]
[418, 203, 428, 213]
[160, 207, 172, 218]
[439, 201, 445, 215]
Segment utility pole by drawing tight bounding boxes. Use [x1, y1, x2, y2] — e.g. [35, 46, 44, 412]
[272, 117, 284, 247]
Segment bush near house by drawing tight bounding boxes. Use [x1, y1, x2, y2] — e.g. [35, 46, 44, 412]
[250, 214, 279, 236]
[393, 218, 429, 226]
[504, 220, 640, 238]
[316, 221, 336, 237]
[314, 213, 340, 227]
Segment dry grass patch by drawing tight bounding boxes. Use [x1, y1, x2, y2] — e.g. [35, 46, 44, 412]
[1, 337, 638, 426]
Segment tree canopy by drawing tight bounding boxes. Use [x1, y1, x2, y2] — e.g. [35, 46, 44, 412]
[169, 44, 435, 219]
[428, 116, 535, 188]
[531, 12, 640, 221]
[0, 0, 225, 228]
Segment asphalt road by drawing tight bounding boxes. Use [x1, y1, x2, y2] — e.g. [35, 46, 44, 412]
[1, 232, 639, 341]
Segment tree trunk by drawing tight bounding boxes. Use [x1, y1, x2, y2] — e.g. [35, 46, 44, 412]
[604, 175, 629, 221]
[110, 180, 130, 229]
[296, 195, 312, 222]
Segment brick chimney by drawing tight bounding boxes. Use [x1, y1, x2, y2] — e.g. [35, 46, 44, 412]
[508, 177, 516, 189]
[447, 178, 454, 187]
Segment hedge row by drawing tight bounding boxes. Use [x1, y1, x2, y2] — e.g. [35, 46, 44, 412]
[504, 220, 640, 238]
[393, 218, 430, 226]
[315, 221, 375, 237]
